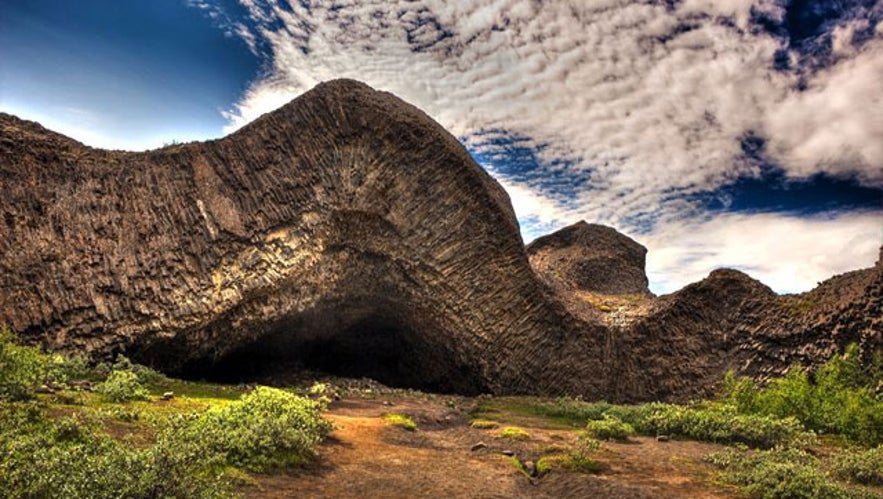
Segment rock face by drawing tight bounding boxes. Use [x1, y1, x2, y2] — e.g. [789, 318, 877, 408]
[1, 79, 879, 402]
[0, 79, 606, 396]
[527, 221, 650, 296]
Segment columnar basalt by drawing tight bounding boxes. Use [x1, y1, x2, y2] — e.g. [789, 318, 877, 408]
[1, 79, 878, 401]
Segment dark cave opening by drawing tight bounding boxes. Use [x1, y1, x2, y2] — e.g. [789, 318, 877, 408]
[173, 310, 485, 395]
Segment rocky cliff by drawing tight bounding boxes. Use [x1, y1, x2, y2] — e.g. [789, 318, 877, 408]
[1, 79, 878, 402]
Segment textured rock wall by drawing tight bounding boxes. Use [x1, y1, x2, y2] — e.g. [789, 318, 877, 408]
[1, 79, 878, 402]
[0, 80, 607, 396]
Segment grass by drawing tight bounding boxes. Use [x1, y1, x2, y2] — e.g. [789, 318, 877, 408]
[470, 419, 500, 429]
[382, 413, 417, 431]
[498, 426, 531, 441]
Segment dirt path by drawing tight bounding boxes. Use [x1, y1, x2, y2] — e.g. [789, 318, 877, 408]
[243, 397, 735, 498]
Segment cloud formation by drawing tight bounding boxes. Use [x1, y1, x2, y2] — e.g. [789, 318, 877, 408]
[203, 0, 882, 293]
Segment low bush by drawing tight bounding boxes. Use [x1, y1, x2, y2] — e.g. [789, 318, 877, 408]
[98, 369, 150, 402]
[182, 386, 333, 471]
[642, 404, 811, 449]
[584, 414, 635, 442]
[706, 447, 861, 499]
[832, 446, 883, 486]
[382, 413, 417, 432]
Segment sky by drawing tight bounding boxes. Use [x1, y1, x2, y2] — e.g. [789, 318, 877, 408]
[1, 0, 881, 295]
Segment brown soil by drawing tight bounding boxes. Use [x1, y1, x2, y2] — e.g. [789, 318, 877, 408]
[242, 396, 736, 498]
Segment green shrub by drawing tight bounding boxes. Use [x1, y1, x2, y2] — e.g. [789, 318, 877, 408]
[832, 446, 883, 486]
[707, 447, 860, 499]
[98, 369, 150, 402]
[719, 345, 883, 446]
[0, 403, 229, 499]
[0, 326, 48, 400]
[585, 414, 635, 441]
[498, 427, 531, 440]
[643, 404, 810, 448]
[182, 386, 332, 471]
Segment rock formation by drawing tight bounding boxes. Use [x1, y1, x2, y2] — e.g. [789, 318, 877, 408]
[527, 221, 651, 296]
[1, 79, 879, 402]
[0, 80, 607, 396]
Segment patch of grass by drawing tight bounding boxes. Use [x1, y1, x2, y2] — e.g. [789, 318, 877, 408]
[498, 426, 531, 441]
[832, 446, 883, 486]
[470, 419, 500, 429]
[382, 413, 417, 431]
[585, 414, 635, 442]
[537, 438, 603, 474]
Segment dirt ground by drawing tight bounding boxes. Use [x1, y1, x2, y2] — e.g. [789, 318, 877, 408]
[243, 396, 736, 498]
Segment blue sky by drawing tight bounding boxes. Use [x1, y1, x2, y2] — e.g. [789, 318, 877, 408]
[1, 0, 881, 294]
[0, 0, 258, 148]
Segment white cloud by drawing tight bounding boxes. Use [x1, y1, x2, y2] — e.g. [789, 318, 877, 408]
[202, 0, 883, 292]
[643, 211, 883, 294]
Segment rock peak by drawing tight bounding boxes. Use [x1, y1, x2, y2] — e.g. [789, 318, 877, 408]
[527, 221, 650, 295]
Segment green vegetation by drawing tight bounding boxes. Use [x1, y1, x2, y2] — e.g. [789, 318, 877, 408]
[536, 437, 602, 474]
[719, 345, 883, 446]
[584, 414, 634, 441]
[706, 447, 872, 499]
[382, 413, 417, 431]
[470, 419, 500, 429]
[0, 325, 52, 400]
[498, 426, 531, 440]
[832, 446, 883, 486]
[0, 327, 331, 498]
[98, 369, 150, 402]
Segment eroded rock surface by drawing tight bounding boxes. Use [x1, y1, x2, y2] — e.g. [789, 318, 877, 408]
[527, 221, 650, 296]
[1, 79, 879, 402]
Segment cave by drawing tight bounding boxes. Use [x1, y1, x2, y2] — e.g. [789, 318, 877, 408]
[163, 299, 488, 395]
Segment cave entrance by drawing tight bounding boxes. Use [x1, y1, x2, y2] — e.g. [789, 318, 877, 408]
[178, 303, 485, 395]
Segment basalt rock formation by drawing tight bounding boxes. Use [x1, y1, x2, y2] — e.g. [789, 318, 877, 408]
[527, 221, 651, 296]
[0, 79, 607, 396]
[1, 79, 879, 402]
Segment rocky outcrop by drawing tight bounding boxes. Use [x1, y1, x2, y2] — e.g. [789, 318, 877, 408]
[0, 80, 608, 396]
[1, 79, 878, 402]
[527, 221, 651, 296]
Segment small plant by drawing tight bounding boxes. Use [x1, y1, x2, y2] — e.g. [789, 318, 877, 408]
[538, 437, 603, 474]
[98, 369, 150, 402]
[382, 413, 417, 432]
[585, 414, 635, 441]
[498, 426, 531, 441]
[470, 419, 500, 429]
[831, 445, 883, 486]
